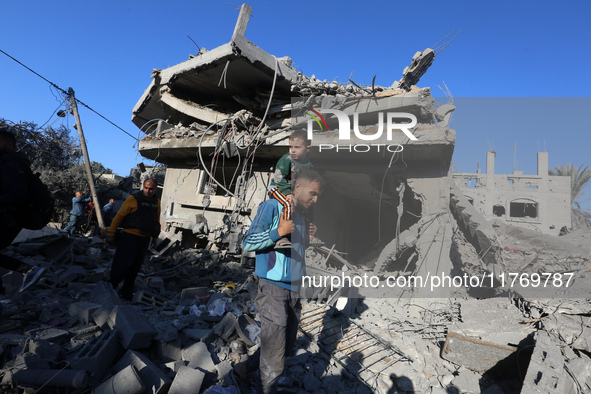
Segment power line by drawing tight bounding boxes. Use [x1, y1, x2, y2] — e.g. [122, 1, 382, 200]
[0, 48, 138, 141]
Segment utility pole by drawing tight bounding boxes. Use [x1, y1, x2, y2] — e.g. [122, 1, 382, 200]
[68, 87, 105, 230]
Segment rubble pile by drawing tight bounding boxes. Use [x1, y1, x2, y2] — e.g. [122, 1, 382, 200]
[2, 221, 591, 394]
[0, 231, 377, 393]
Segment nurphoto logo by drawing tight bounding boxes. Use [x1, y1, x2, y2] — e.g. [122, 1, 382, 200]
[305, 108, 418, 141]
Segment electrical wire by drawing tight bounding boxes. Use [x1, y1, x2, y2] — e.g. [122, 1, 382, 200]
[0, 48, 137, 141]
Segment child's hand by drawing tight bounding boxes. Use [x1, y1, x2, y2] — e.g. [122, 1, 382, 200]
[278, 216, 294, 237]
[308, 223, 317, 237]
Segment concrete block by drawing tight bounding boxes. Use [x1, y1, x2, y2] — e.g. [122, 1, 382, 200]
[213, 312, 237, 341]
[132, 290, 168, 307]
[153, 320, 179, 343]
[181, 341, 215, 373]
[155, 337, 182, 363]
[441, 332, 517, 374]
[92, 305, 114, 329]
[69, 301, 101, 325]
[39, 236, 73, 262]
[108, 306, 157, 350]
[163, 360, 188, 373]
[168, 366, 205, 394]
[521, 331, 565, 393]
[28, 327, 70, 344]
[113, 350, 172, 394]
[216, 360, 233, 381]
[58, 265, 86, 285]
[450, 367, 480, 393]
[93, 365, 144, 394]
[73, 329, 121, 382]
[179, 287, 208, 306]
[70, 325, 102, 342]
[183, 328, 213, 342]
[90, 281, 122, 308]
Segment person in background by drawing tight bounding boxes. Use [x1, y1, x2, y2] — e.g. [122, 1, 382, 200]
[101, 198, 116, 227]
[106, 179, 160, 300]
[0, 127, 44, 294]
[64, 190, 91, 235]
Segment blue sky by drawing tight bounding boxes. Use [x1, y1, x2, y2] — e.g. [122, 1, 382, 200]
[1, 1, 590, 209]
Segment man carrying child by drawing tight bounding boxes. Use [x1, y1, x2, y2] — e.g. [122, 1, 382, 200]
[268, 130, 320, 248]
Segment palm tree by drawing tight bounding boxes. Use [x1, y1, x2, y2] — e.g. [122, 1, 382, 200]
[549, 164, 591, 229]
[549, 164, 591, 209]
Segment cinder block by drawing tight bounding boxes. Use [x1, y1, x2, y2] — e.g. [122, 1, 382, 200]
[132, 290, 168, 307]
[183, 328, 214, 343]
[90, 281, 122, 308]
[155, 337, 182, 363]
[163, 360, 188, 373]
[90, 282, 121, 329]
[73, 329, 121, 382]
[181, 342, 215, 373]
[69, 301, 101, 325]
[168, 366, 205, 394]
[113, 350, 172, 394]
[93, 365, 144, 394]
[92, 305, 114, 329]
[108, 306, 156, 350]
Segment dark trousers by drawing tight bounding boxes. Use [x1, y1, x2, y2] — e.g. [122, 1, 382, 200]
[247, 279, 301, 394]
[109, 231, 150, 299]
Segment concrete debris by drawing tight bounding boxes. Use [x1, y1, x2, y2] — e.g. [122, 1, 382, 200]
[1, 186, 589, 394]
[2, 5, 591, 394]
[442, 332, 518, 374]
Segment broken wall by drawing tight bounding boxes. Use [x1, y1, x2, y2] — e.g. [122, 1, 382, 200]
[453, 152, 571, 235]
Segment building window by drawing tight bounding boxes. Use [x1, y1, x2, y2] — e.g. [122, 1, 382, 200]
[493, 205, 505, 217]
[510, 200, 538, 218]
[199, 167, 239, 196]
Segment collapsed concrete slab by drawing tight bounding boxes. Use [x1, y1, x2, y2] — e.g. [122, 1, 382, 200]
[521, 331, 565, 393]
[441, 331, 518, 374]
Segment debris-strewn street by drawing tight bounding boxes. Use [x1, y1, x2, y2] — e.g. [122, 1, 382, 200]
[1, 221, 591, 393]
[2, 4, 591, 394]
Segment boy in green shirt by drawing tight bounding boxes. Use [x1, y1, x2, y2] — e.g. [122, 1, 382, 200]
[268, 130, 315, 248]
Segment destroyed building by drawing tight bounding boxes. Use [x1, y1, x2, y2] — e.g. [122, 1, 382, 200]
[131, 5, 457, 282]
[453, 151, 571, 236]
[2, 4, 591, 394]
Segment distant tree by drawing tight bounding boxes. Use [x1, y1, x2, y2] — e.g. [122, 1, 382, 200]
[0, 119, 81, 170]
[91, 161, 113, 174]
[549, 164, 591, 229]
[1, 119, 118, 224]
